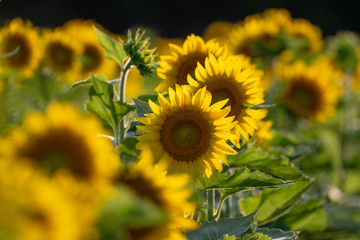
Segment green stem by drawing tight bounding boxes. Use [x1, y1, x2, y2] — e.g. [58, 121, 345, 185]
[116, 59, 133, 145]
[214, 195, 226, 220]
[207, 190, 215, 221]
[225, 195, 231, 218]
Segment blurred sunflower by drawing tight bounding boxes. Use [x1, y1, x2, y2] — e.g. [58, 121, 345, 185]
[0, 103, 120, 183]
[156, 34, 227, 92]
[116, 147, 197, 240]
[188, 54, 267, 147]
[136, 85, 237, 180]
[154, 38, 184, 56]
[0, 18, 43, 78]
[203, 20, 234, 46]
[253, 120, 273, 148]
[277, 61, 341, 122]
[63, 19, 118, 80]
[0, 160, 83, 240]
[43, 27, 82, 83]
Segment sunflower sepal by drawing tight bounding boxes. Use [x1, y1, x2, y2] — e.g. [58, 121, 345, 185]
[93, 25, 127, 68]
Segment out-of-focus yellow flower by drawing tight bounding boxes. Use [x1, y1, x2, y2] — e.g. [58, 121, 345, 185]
[136, 85, 237, 180]
[154, 38, 184, 56]
[63, 19, 119, 80]
[0, 18, 43, 78]
[0, 159, 83, 240]
[115, 147, 198, 240]
[43, 27, 82, 84]
[203, 20, 234, 46]
[156, 34, 227, 92]
[253, 120, 273, 148]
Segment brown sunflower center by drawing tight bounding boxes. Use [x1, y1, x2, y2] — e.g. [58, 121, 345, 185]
[82, 44, 102, 72]
[20, 128, 94, 179]
[160, 110, 211, 162]
[4, 33, 31, 67]
[127, 227, 158, 240]
[176, 53, 207, 85]
[285, 78, 321, 114]
[47, 41, 74, 70]
[207, 80, 243, 117]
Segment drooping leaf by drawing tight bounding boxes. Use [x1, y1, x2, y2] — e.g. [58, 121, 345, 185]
[131, 97, 153, 117]
[228, 148, 303, 180]
[94, 25, 127, 68]
[239, 179, 313, 224]
[203, 168, 289, 197]
[86, 74, 135, 130]
[186, 212, 257, 240]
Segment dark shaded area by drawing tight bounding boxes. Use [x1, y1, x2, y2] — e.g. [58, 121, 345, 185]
[1, 0, 360, 38]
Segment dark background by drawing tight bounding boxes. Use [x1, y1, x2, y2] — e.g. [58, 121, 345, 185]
[1, 0, 360, 39]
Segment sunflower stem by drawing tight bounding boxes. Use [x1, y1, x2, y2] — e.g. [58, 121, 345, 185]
[207, 189, 215, 221]
[117, 58, 133, 145]
[214, 194, 226, 220]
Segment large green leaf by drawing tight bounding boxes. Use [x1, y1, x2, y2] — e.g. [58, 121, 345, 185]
[94, 26, 127, 68]
[256, 228, 299, 240]
[186, 212, 256, 240]
[239, 179, 313, 224]
[131, 97, 153, 117]
[86, 74, 135, 130]
[203, 168, 289, 197]
[228, 148, 303, 180]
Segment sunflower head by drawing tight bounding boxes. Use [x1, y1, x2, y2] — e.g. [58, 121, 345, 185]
[63, 19, 118, 80]
[188, 54, 267, 147]
[115, 147, 197, 240]
[253, 120, 274, 149]
[0, 159, 84, 240]
[123, 29, 158, 77]
[277, 60, 342, 122]
[1, 103, 120, 183]
[0, 18, 43, 78]
[156, 34, 227, 92]
[136, 85, 237, 180]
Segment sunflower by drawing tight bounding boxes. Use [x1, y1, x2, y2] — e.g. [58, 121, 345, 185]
[0, 103, 120, 183]
[0, 159, 83, 240]
[136, 85, 238, 180]
[285, 18, 323, 52]
[277, 61, 341, 122]
[154, 38, 184, 56]
[203, 20, 234, 46]
[115, 147, 197, 240]
[188, 54, 267, 147]
[63, 19, 119, 80]
[0, 18, 43, 78]
[155, 34, 227, 92]
[43, 27, 82, 83]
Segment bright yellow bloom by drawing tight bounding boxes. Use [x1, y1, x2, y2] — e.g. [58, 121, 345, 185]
[136, 85, 237, 180]
[277, 61, 341, 122]
[156, 34, 227, 92]
[116, 147, 197, 240]
[0, 18, 43, 78]
[43, 27, 82, 83]
[0, 160, 83, 240]
[63, 19, 118, 80]
[203, 21, 234, 46]
[188, 54, 267, 147]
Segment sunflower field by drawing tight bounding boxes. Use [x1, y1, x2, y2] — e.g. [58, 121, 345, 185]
[1, 8, 360, 240]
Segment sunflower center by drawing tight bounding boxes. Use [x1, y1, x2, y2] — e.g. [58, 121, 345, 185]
[20, 128, 94, 179]
[160, 110, 211, 162]
[4, 33, 31, 67]
[177, 54, 207, 85]
[48, 42, 74, 70]
[286, 78, 321, 114]
[81, 44, 102, 72]
[207, 80, 242, 117]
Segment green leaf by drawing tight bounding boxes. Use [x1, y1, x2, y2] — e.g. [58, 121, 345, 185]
[131, 97, 153, 117]
[228, 148, 303, 180]
[66, 74, 101, 92]
[281, 199, 326, 232]
[256, 228, 299, 240]
[86, 74, 135, 130]
[94, 25, 127, 68]
[186, 212, 257, 240]
[222, 234, 239, 240]
[240, 232, 271, 240]
[239, 179, 313, 224]
[137, 94, 158, 103]
[203, 168, 288, 197]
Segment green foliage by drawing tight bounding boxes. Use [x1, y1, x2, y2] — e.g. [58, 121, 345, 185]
[131, 97, 153, 117]
[94, 26, 127, 68]
[86, 74, 135, 131]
